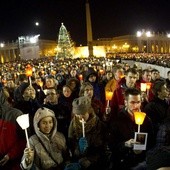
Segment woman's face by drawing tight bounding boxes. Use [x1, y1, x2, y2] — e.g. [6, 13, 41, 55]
[76, 112, 89, 122]
[63, 86, 72, 97]
[45, 78, 55, 88]
[84, 85, 93, 98]
[39, 116, 54, 134]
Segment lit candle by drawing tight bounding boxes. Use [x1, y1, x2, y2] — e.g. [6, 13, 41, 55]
[134, 112, 146, 132]
[26, 65, 33, 85]
[146, 83, 151, 96]
[105, 91, 113, 109]
[79, 74, 83, 81]
[99, 69, 104, 75]
[106, 91, 113, 101]
[16, 114, 30, 148]
[140, 83, 147, 92]
[80, 118, 86, 137]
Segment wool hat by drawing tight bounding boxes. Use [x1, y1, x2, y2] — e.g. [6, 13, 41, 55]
[34, 107, 56, 125]
[72, 96, 91, 115]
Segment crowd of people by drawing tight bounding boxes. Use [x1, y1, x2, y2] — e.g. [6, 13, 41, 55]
[0, 55, 170, 170]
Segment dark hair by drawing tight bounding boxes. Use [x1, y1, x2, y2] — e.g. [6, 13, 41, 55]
[152, 80, 166, 97]
[112, 65, 123, 73]
[125, 68, 138, 75]
[142, 69, 151, 75]
[124, 88, 141, 100]
[151, 69, 159, 73]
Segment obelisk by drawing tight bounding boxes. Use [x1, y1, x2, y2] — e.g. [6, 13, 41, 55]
[86, 0, 93, 57]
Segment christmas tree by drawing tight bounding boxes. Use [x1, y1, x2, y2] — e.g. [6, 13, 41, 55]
[56, 23, 73, 59]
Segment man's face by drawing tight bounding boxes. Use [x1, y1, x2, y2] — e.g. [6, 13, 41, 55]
[114, 68, 124, 81]
[151, 71, 159, 81]
[125, 72, 138, 88]
[158, 84, 169, 99]
[142, 71, 151, 82]
[125, 94, 141, 115]
[46, 89, 58, 103]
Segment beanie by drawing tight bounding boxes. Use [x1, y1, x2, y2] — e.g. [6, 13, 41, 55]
[72, 96, 91, 115]
[34, 107, 55, 124]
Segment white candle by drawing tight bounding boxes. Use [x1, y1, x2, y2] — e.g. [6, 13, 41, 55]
[80, 118, 86, 137]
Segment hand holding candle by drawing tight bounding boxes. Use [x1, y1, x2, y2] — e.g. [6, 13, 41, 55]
[80, 118, 86, 137]
[16, 114, 30, 148]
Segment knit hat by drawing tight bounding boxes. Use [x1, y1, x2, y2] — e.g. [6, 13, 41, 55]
[19, 82, 30, 94]
[33, 107, 57, 137]
[72, 96, 91, 115]
[34, 107, 55, 124]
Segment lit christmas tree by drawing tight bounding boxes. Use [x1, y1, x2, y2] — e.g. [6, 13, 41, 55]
[56, 23, 73, 59]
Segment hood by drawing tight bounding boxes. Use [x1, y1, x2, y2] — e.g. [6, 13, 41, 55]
[33, 107, 57, 139]
[85, 67, 98, 82]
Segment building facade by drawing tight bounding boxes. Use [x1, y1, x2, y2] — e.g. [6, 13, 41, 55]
[0, 32, 170, 63]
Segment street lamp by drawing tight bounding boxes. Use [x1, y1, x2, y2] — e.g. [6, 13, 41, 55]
[136, 30, 153, 53]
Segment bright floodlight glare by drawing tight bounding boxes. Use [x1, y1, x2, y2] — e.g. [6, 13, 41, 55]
[30, 37, 37, 43]
[167, 33, 170, 38]
[137, 31, 142, 37]
[0, 43, 4, 47]
[146, 31, 151, 37]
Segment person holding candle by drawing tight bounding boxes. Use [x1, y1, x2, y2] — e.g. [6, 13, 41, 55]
[105, 65, 124, 94]
[110, 68, 139, 121]
[68, 96, 108, 170]
[21, 107, 69, 170]
[108, 88, 154, 169]
[13, 82, 41, 136]
[84, 67, 106, 104]
[0, 85, 26, 170]
[78, 82, 105, 121]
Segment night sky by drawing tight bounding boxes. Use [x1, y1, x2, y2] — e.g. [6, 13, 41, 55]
[0, 0, 170, 45]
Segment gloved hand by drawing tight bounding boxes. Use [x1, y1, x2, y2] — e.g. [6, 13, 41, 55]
[64, 162, 81, 170]
[24, 148, 34, 165]
[79, 137, 88, 154]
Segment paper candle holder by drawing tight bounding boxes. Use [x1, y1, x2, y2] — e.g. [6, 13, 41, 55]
[140, 83, 147, 92]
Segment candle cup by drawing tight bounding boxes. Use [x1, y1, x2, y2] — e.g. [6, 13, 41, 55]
[106, 91, 113, 101]
[140, 83, 147, 92]
[134, 112, 146, 133]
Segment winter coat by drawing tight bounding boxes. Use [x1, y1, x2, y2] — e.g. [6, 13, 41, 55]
[85, 68, 105, 104]
[0, 90, 26, 170]
[144, 97, 170, 137]
[68, 111, 107, 169]
[109, 108, 154, 169]
[21, 107, 68, 170]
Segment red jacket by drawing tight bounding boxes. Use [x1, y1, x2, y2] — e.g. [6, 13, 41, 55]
[0, 91, 26, 170]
